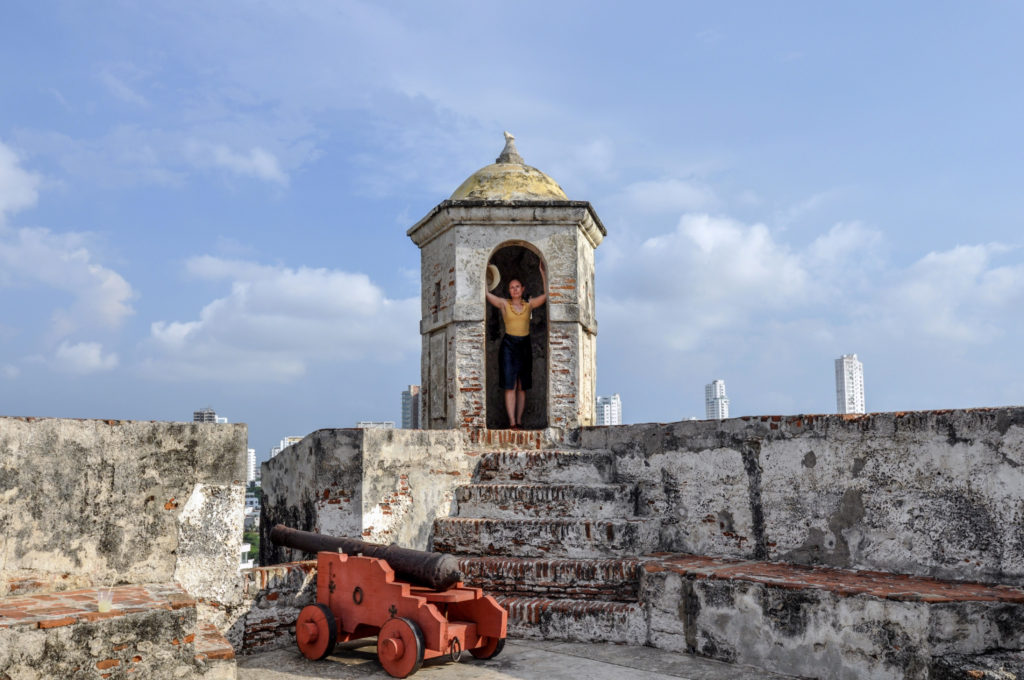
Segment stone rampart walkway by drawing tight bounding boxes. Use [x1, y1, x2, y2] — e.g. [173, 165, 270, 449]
[237, 639, 802, 679]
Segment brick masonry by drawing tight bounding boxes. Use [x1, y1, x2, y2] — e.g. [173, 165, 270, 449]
[0, 582, 225, 678]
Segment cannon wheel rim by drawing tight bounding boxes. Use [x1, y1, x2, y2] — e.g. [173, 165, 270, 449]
[470, 635, 505, 660]
[295, 603, 337, 661]
[377, 616, 425, 678]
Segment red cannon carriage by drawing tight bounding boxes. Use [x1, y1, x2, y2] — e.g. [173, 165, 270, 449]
[270, 525, 507, 678]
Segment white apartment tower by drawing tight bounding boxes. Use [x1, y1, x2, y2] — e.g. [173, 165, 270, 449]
[246, 448, 256, 485]
[835, 354, 866, 414]
[401, 385, 421, 429]
[596, 394, 622, 426]
[705, 380, 729, 420]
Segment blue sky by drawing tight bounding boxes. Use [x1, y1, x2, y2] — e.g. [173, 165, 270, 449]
[2, 2, 1024, 460]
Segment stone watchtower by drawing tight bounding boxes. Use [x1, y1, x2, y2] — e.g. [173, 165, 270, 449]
[407, 133, 606, 435]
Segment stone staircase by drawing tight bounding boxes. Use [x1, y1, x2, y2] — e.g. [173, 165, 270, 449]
[433, 446, 1024, 680]
[433, 449, 652, 644]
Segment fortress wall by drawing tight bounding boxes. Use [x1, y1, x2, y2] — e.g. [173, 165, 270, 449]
[582, 407, 1024, 585]
[259, 429, 364, 566]
[0, 416, 247, 604]
[260, 428, 473, 558]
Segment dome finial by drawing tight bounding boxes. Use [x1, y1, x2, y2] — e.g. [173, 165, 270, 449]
[496, 131, 524, 164]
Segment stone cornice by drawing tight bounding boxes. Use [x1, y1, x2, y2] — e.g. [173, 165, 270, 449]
[407, 200, 607, 249]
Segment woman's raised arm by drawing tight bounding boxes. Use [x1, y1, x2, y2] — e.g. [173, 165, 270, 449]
[529, 261, 548, 309]
[485, 289, 506, 309]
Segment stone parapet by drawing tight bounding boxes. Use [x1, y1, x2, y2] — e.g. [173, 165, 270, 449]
[0, 582, 223, 679]
[581, 407, 1024, 584]
[641, 554, 1024, 679]
[0, 416, 247, 610]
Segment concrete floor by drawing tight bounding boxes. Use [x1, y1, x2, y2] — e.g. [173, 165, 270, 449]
[236, 639, 802, 680]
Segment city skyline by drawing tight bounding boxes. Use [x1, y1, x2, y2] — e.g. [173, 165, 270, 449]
[3, 5, 1024, 460]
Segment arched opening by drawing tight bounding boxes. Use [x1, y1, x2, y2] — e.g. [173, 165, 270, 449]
[485, 244, 548, 430]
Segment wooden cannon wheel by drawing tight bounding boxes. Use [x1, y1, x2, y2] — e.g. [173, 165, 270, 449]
[377, 617, 425, 678]
[470, 635, 506, 660]
[296, 603, 338, 661]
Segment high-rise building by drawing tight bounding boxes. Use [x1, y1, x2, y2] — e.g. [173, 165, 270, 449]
[246, 448, 256, 484]
[596, 394, 622, 425]
[835, 354, 866, 414]
[402, 385, 421, 429]
[705, 380, 729, 420]
[193, 407, 228, 423]
[269, 436, 303, 460]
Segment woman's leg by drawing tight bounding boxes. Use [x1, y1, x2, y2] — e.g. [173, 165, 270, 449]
[505, 388, 517, 428]
[515, 379, 526, 426]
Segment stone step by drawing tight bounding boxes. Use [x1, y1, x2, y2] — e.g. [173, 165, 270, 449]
[195, 621, 237, 679]
[496, 596, 647, 644]
[475, 450, 615, 484]
[454, 483, 636, 519]
[432, 517, 660, 558]
[457, 556, 642, 602]
[642, 554, 1024, 680]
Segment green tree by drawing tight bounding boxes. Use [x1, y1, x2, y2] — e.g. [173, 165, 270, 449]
[243, 530, 259, 563]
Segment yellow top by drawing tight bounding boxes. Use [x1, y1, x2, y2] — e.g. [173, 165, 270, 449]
[502, 300, 531, 337]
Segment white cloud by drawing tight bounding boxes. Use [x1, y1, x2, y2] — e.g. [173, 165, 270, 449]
[142, 256, 419, 381]
[0, 141, 41, 224]
[0, 226, 135, 337]
[98, 68, 149, 107]
[602, 213, 816, 351]
[186, 141, 289, 185]
[601, 207, 1024, 361]
[53, 341, 119, 374]
[1, 364, 18, 379]
[880, 244, 1024, 344]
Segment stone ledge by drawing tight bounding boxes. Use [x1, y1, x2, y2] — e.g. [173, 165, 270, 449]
[0, 584, 200, 679]
[645, 554, 1024, 603]
[196, 621, 235, 661]
[0, 582, 195, 630]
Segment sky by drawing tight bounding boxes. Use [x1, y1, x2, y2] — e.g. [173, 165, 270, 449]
[2, 2, 1024, 461]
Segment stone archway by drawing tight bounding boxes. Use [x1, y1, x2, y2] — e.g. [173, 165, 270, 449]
[485, 244, 548, 430]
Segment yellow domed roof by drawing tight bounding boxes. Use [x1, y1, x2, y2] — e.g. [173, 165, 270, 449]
[450, 133, 568, 201]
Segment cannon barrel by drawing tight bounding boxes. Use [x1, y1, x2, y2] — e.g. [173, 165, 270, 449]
[269, 524, 463, 591]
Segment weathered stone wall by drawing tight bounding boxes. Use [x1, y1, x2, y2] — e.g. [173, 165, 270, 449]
[227, 561, 317, 656]
[581, 408, 1024, 585]
[258, 429, 363, 566]
[0, 417, 247, 605]
[260, 428, 475, 558]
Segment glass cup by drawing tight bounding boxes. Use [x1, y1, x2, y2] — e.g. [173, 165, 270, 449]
[97, 589, 114, 613]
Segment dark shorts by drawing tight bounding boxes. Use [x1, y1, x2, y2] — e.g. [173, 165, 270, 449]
[499, 334, 532, 390]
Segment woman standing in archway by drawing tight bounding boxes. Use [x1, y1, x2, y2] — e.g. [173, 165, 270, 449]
[485, 262, 547, 429]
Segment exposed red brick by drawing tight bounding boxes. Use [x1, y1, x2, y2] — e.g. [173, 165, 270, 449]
[96, 659, 121, 670]
[38, 616, 77, 629]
